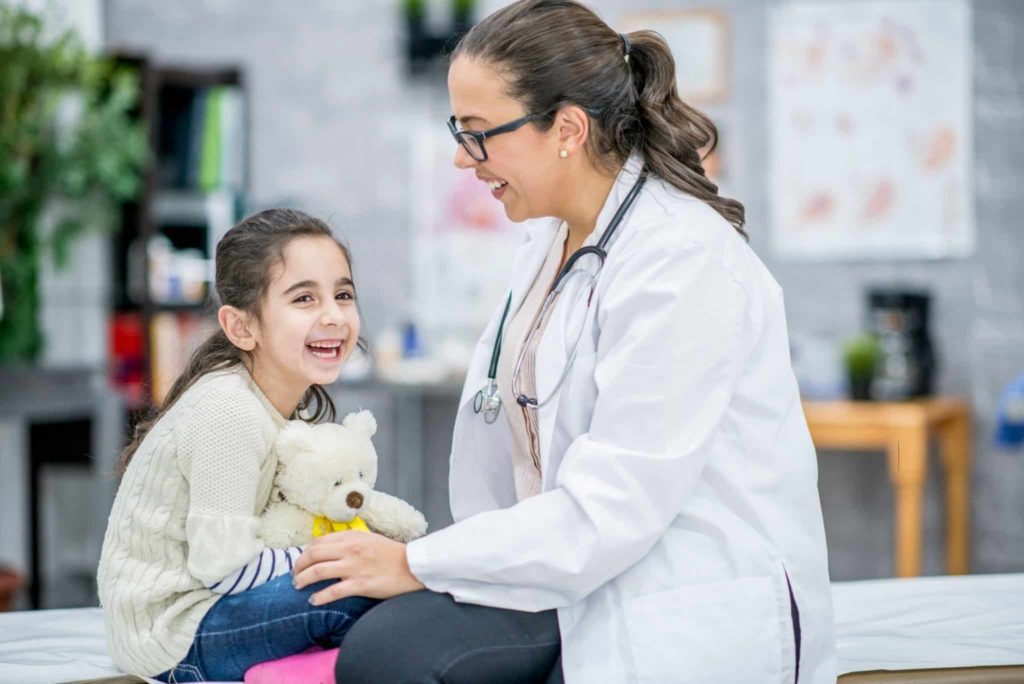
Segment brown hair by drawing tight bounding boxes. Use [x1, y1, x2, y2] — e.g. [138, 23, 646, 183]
[453, 0, 746, 237]
[117, 208, 363, 475]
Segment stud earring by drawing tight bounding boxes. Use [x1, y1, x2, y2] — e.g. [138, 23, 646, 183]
[559, 150, 568, 159]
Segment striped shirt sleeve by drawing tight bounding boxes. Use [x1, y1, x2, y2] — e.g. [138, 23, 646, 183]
[207, 546, 304, 595]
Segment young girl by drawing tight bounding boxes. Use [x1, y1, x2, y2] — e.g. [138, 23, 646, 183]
[97, 208, 377, 682]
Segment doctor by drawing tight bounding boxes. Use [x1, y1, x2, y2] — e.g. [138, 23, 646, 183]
[294, 1, 836, 682]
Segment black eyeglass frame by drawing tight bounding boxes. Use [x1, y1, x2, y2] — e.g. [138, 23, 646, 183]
[447, 113, 544, 162]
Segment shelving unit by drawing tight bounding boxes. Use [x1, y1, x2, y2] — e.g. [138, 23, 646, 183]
[109, 55, 248, 411]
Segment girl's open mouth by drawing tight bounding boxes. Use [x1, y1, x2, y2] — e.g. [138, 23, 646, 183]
[307, 340, 343, 361]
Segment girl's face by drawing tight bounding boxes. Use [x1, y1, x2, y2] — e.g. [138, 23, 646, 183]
[250, 235, 360, 410]
[448, 56, 564, 223]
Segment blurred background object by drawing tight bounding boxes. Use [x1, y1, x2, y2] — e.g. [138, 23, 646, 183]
[0, 3, 146, 364]
[842, 333, 882, 401]
[868, 288, 936, 400]
[995, 375, 1024, 450]
[0, 567, 22, 612]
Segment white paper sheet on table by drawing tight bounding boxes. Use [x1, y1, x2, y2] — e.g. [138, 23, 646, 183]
[832, 573, 1024, 675]
[0, 607, 239, 684]
[2, 574, 1023, 682]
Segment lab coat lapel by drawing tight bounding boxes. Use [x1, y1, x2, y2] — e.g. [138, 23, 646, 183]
[508, 219, 561, 318]
[533, 154, 646, 478]
[457, 218, 560, 412]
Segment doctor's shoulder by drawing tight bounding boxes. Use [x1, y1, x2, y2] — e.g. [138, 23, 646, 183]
[612, 180, 747, 278]
[644, 178, 782, 298]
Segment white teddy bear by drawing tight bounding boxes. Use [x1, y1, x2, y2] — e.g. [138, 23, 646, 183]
[260, 410, 427, 547]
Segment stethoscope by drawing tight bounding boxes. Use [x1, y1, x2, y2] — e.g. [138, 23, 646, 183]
[473, 173, 647, 424]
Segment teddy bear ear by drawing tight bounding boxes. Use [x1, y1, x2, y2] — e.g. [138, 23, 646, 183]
[275, 420, 317, 456]
[342, 410, 377, 437]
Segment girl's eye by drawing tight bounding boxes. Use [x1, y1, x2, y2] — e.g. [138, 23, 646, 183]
[293, 294, 314, 304]
[336, 291, 355, 301]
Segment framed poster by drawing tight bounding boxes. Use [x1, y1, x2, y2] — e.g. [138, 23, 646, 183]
[769, 0, 974, 260]
[620, 9, 731, 105]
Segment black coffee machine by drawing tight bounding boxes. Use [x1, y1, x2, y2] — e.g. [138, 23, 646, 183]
[867, 288, 936, 400]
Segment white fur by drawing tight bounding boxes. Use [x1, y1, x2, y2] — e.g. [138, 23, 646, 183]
[260, 411, 427, 546]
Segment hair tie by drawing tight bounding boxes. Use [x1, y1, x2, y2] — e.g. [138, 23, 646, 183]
[620, 33, 631, 64]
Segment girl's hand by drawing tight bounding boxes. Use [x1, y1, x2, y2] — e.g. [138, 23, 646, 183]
[292, 531, 425, 605]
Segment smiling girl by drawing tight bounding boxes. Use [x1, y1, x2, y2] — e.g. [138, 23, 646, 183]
[97, 209, 378, 682]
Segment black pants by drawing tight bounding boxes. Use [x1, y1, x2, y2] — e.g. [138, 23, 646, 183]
[335, 590, 563, 684]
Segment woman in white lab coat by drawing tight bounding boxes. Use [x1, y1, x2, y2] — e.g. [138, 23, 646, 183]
[293, 1, 836, 682]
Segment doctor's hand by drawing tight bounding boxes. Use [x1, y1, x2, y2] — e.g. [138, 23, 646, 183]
[292, 530, 426, 606]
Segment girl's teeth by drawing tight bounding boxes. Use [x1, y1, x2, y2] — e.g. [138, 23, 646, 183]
[308, 342, 342, 359]
[489, 180, 507, 190]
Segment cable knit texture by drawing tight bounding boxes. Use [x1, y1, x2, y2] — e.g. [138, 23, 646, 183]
[97, 363, 287, 676]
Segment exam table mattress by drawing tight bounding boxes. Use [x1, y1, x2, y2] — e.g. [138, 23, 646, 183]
[0, 573, 1021, 684]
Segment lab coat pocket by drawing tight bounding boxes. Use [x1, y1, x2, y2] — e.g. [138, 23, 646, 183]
[623, 577, 784, 684]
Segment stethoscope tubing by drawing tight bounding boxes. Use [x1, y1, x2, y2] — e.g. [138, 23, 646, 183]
[474, 172, 648, 421]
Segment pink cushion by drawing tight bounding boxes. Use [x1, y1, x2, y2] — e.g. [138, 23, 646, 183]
[244, 646, 338, 684]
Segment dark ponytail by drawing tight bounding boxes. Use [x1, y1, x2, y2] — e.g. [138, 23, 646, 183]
[626, 31, 746, 235]
[116, 208, 359, 475]
[453, 0, 746, 238]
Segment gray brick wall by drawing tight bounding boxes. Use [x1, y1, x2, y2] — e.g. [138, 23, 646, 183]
[104, 0, 1024, 579]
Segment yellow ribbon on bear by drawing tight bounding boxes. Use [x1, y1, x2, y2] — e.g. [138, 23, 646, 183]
[312, 515, 370, 538]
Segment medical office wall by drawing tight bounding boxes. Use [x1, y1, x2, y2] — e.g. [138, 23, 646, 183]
[101, 0, 1024, 580]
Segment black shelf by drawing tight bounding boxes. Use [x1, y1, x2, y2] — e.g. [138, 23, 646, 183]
[109, 53, 248, 409]
[149, 302, 210, 314]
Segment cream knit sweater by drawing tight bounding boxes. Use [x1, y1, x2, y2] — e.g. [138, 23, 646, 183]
[97, 363, 286, 676]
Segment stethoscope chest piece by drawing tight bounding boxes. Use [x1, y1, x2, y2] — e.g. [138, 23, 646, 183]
[474, 380, 503, 424]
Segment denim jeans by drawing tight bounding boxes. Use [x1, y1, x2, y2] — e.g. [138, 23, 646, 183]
[156, 573, 379, 683]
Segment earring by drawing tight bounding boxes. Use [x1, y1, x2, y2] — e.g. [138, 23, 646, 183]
[559, 150, 568, 159]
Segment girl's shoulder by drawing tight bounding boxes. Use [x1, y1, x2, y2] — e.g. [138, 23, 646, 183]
[169, 365, 284, 463]
[171, 365, 274, 429]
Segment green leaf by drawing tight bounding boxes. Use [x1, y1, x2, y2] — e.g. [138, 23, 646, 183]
[0, 3, 146, 362]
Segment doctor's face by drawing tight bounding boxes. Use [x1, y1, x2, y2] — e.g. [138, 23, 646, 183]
[447, 56, 564, 223]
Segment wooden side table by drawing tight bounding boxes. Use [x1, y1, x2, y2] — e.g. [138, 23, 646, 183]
[803, 397, 971, 578]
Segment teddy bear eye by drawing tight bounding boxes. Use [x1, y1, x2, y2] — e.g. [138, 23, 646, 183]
[359, 471, 364, 479]
[334, 479, 343, 487]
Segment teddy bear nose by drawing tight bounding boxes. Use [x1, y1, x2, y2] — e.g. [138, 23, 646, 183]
[346, 491, 364, 509]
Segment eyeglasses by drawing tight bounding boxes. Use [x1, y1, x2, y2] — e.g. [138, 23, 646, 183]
[447, 113, 543, 162]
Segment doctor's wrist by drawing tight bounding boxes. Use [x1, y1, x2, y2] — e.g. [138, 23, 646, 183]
[401, 544, 427, 592]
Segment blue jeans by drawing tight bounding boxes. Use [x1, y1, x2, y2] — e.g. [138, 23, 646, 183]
[156, 574, 379, 683]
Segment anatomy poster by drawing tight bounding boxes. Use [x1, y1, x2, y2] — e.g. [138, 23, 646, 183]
[769, 0, 973, 260]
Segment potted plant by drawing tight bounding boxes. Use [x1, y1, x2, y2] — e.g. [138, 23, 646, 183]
[0, 4, 146, 364]
[843, 334, 883, 401]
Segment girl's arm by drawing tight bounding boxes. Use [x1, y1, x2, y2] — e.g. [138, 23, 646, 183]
[177, 386, 277, 586]
[207, 546, 304, 594]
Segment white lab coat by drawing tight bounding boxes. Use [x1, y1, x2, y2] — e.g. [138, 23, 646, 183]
[406, 155, 836, 683]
